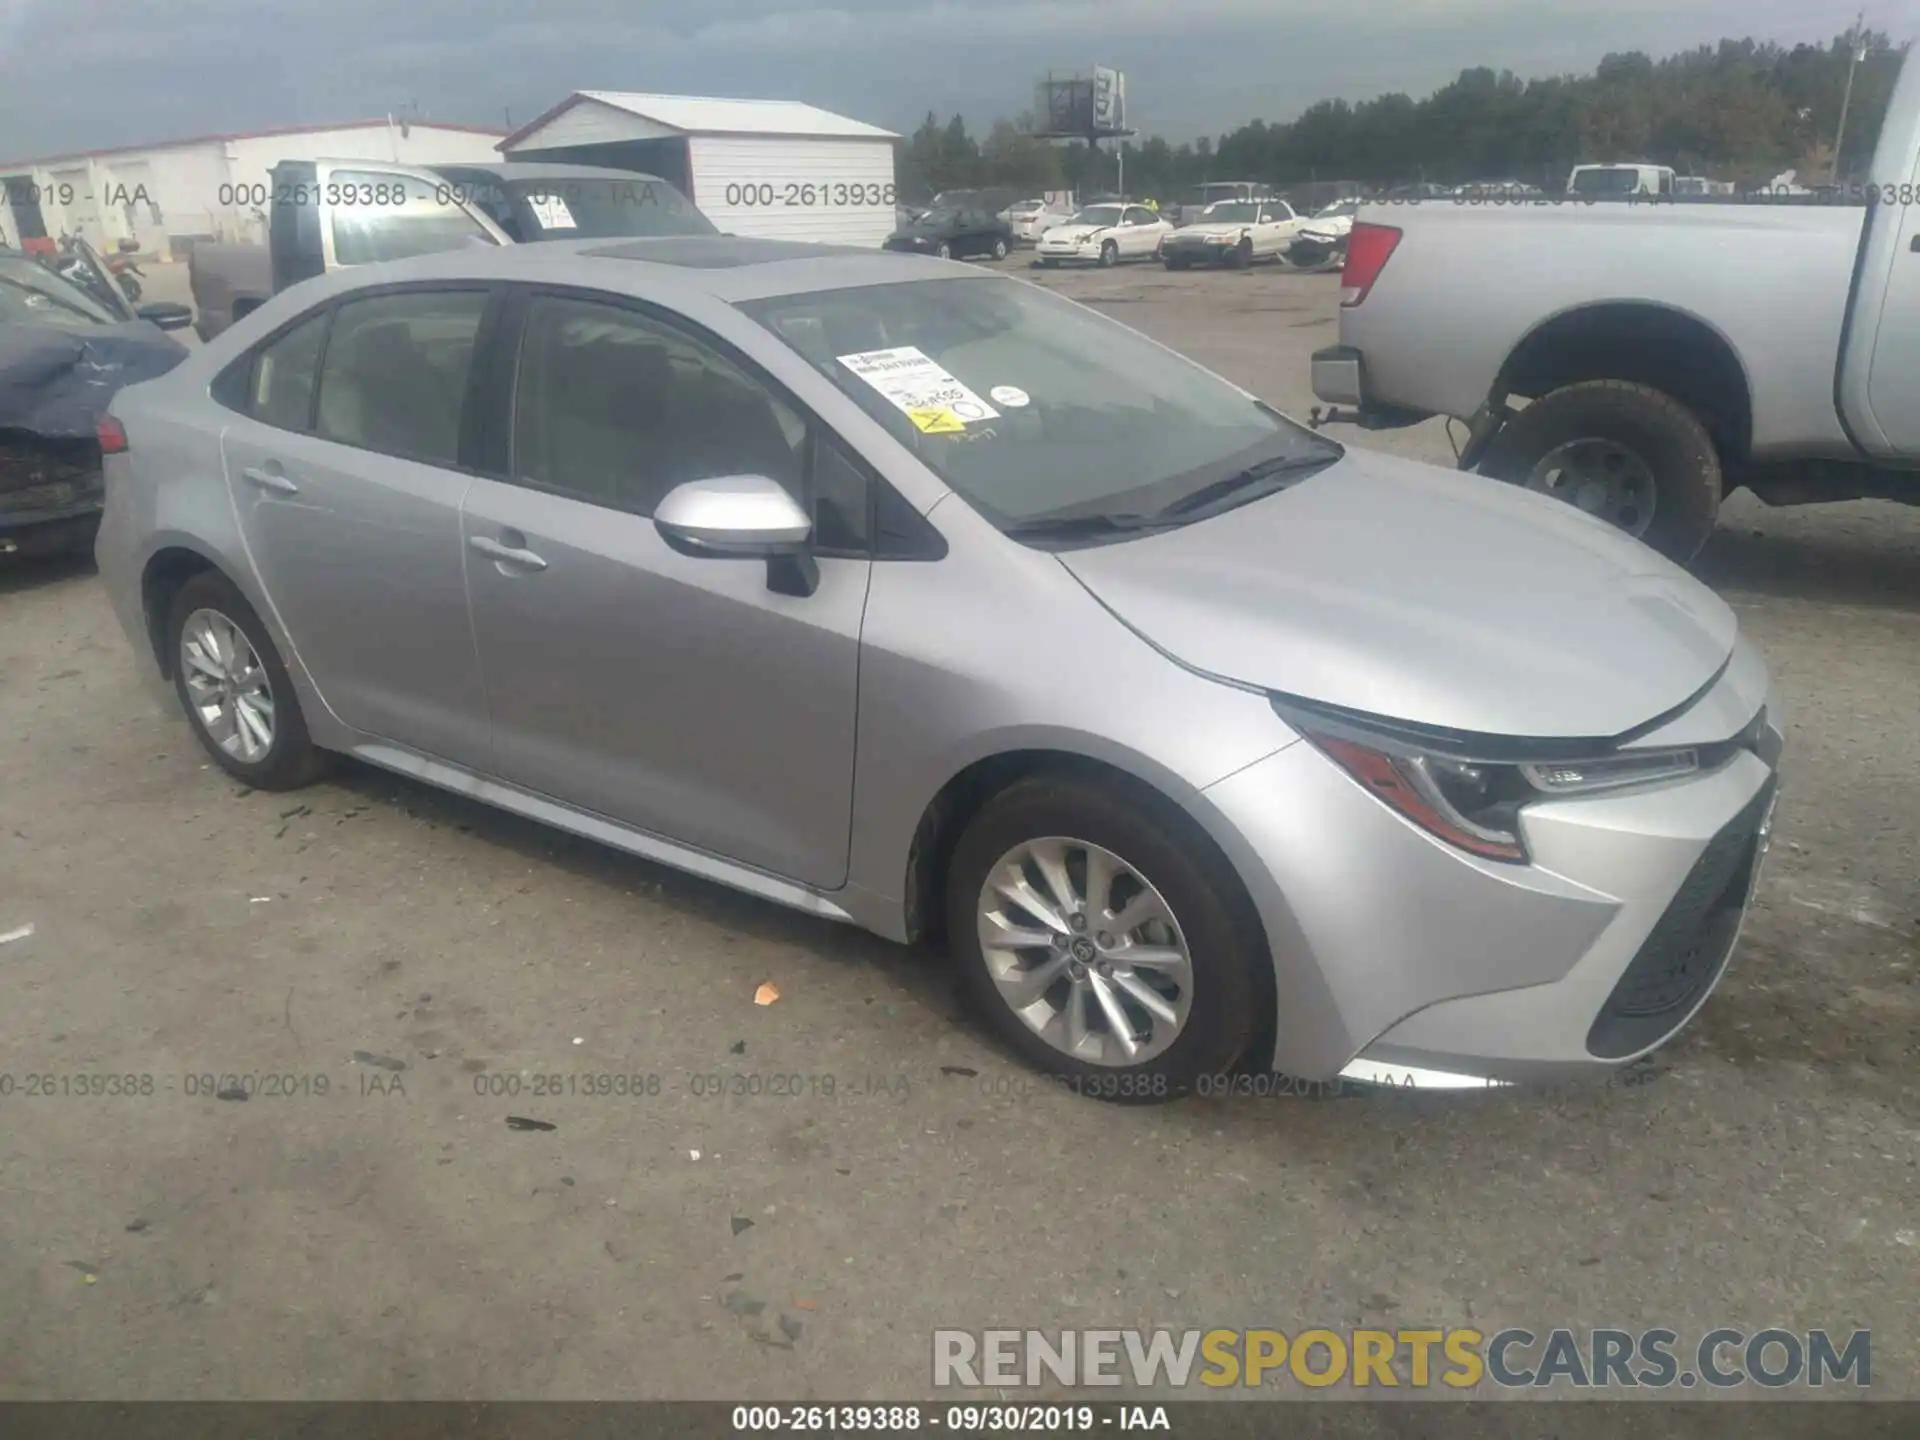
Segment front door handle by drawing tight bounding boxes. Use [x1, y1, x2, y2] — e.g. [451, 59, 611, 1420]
[469, 534, 548, 571]
[241, 465, 298, 495]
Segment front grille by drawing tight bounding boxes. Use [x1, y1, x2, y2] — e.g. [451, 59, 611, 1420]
[1586, 775, 1776, 1060]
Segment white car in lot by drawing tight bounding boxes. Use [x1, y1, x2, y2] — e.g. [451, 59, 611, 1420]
[1004, 197, 1073, 243]
[1285, 199, 1362, 269]
[1035, 204, 1174, 268]
[1161, 199, 1306, 270]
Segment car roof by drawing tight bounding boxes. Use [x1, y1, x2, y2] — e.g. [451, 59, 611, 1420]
[280, 235, 975, 306]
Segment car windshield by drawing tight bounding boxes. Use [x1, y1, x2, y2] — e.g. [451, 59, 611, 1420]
[1571, 168, 1641, 196]
[740, 275, 1338, 530]
[1069, 205, 1125, 227]
[438, 171, 717, 240]
[0, 254, 121, 329]
[1200, 202, 1260, 222]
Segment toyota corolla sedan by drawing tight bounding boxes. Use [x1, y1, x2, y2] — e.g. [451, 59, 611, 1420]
[95, 236, 1783, 1101]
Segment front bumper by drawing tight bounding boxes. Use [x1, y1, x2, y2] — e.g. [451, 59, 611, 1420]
[1163, 238, 1241, 265]
[1035, 241, 1102, 264]
[1202, 676, 1784, 1084]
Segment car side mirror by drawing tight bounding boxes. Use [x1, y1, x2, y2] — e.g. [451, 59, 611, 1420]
[136, 301, 194, 331]
[653, 474, 819, 596]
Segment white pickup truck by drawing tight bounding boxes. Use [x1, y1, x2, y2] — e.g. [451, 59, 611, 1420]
[1311, 49, 1920, 562]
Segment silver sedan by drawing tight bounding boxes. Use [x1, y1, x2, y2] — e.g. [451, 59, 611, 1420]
[95, 236, 1784, 1100]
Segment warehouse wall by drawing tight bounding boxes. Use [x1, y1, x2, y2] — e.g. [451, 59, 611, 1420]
[1, 125, 503, 257]
[689, 136, 896, 247]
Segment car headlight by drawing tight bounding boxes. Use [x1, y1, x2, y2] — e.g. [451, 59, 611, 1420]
[1278, 702, 1701, 863]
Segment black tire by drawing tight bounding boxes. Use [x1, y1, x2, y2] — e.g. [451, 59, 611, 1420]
[945, 774, 1267, 1103]
[167, 570, 331, 791]
[1164, 256, 1187, 271]
[1098, 240, 1119, 268]
[1234, 237, 1254, 269]
[991, 237, 1008, 261]
[936, 241, 952, 260]
[1478, 380, 1721, 563]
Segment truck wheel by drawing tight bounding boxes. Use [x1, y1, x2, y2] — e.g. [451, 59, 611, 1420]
[1478, 380, 1721, 563]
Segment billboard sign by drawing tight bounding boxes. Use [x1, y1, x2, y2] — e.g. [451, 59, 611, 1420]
[1093, 67, 1127, 132]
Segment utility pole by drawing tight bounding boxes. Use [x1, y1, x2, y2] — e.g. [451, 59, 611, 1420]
[1831, 12, 1867, 184]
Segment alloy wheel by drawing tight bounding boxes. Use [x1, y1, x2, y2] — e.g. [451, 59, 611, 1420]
[179, 607, 276, 763]
[976, 837, 1194, 1066]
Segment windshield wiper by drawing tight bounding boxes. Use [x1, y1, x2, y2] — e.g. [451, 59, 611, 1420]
[1157, 453, 1335, 520]
[1003, 511, 1174, 543]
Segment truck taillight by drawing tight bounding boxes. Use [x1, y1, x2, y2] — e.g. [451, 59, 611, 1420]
[1340, 222, 1402, 307]
[97, 416, 128, 455]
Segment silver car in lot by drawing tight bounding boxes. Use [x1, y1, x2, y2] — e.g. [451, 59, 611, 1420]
[95, 236, 1784, 1099]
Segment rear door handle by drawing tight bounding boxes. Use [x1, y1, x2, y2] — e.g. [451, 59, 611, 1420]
[241, 465, 298, 495]
[469, 534, 548, 571]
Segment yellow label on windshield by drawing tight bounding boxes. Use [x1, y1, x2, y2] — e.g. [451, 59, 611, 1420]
[907, 406, 965, 434]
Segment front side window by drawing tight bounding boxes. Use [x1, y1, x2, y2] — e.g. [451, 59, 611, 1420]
[742, 275, 1339, 530]
[250, 310, 329, 431]
[510, 295, 805, 517]
[328, 169, 496, 267]
[314, 289, 487, 465]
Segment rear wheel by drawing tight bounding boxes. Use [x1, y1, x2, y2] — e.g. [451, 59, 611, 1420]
[1478, 380, 1721, 563]
[168, 570, 330, 790]
[946, 775, 1265, 1102]
[990, 237, 1009, 261]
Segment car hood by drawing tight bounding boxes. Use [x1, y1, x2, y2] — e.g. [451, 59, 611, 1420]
[0, 321, 189, 440]
[1300, 216, 1355, 240]
[1057, 447, 1738, 740]
[1041, 225, 1108, 243]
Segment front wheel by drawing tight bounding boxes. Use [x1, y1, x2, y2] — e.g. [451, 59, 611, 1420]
[1477, 379, 1721, 563]
[1234, 237, 1254, 269]
[1098, 240, 1119, 268]
[168, 570, 331, 790]
[946, 775, 1266, 1102]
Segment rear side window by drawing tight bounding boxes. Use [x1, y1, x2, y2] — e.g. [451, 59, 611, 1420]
[328, 170, 497, 266]
[314, 289, 487, 465]
[249, 310, 329, 431]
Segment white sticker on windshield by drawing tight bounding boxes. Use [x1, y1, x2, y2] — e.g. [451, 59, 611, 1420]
[528, 193, 577, 230]
[988, 385, 1030, 408]
[837, 346, 999, 434]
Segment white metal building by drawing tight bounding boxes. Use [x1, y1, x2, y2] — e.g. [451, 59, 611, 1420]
[1, 119, 506, 259]
[499, 93, 899, 247]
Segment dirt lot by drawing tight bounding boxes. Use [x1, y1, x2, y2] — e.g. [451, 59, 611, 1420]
[1, 256, 1915, 1401]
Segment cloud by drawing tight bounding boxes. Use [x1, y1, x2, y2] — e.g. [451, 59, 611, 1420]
[0, 0, 1893, 159]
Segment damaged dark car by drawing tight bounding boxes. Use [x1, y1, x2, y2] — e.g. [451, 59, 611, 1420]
[1, 242, 191, 558]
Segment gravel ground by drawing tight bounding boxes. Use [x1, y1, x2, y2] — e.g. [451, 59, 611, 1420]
[0, 255, 1913, 1402]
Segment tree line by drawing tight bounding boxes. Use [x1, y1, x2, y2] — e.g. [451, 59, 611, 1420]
[895, 30, 1908, 203]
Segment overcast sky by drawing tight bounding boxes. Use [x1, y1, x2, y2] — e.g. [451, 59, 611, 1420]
[0, 0, 1893, 161]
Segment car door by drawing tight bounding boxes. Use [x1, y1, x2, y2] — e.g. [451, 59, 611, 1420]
[1866, 186, 1920, 453]
[459, 288, 873, 889]
[1257, 203, 1298, 256]
[216, 285, 496, 764]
